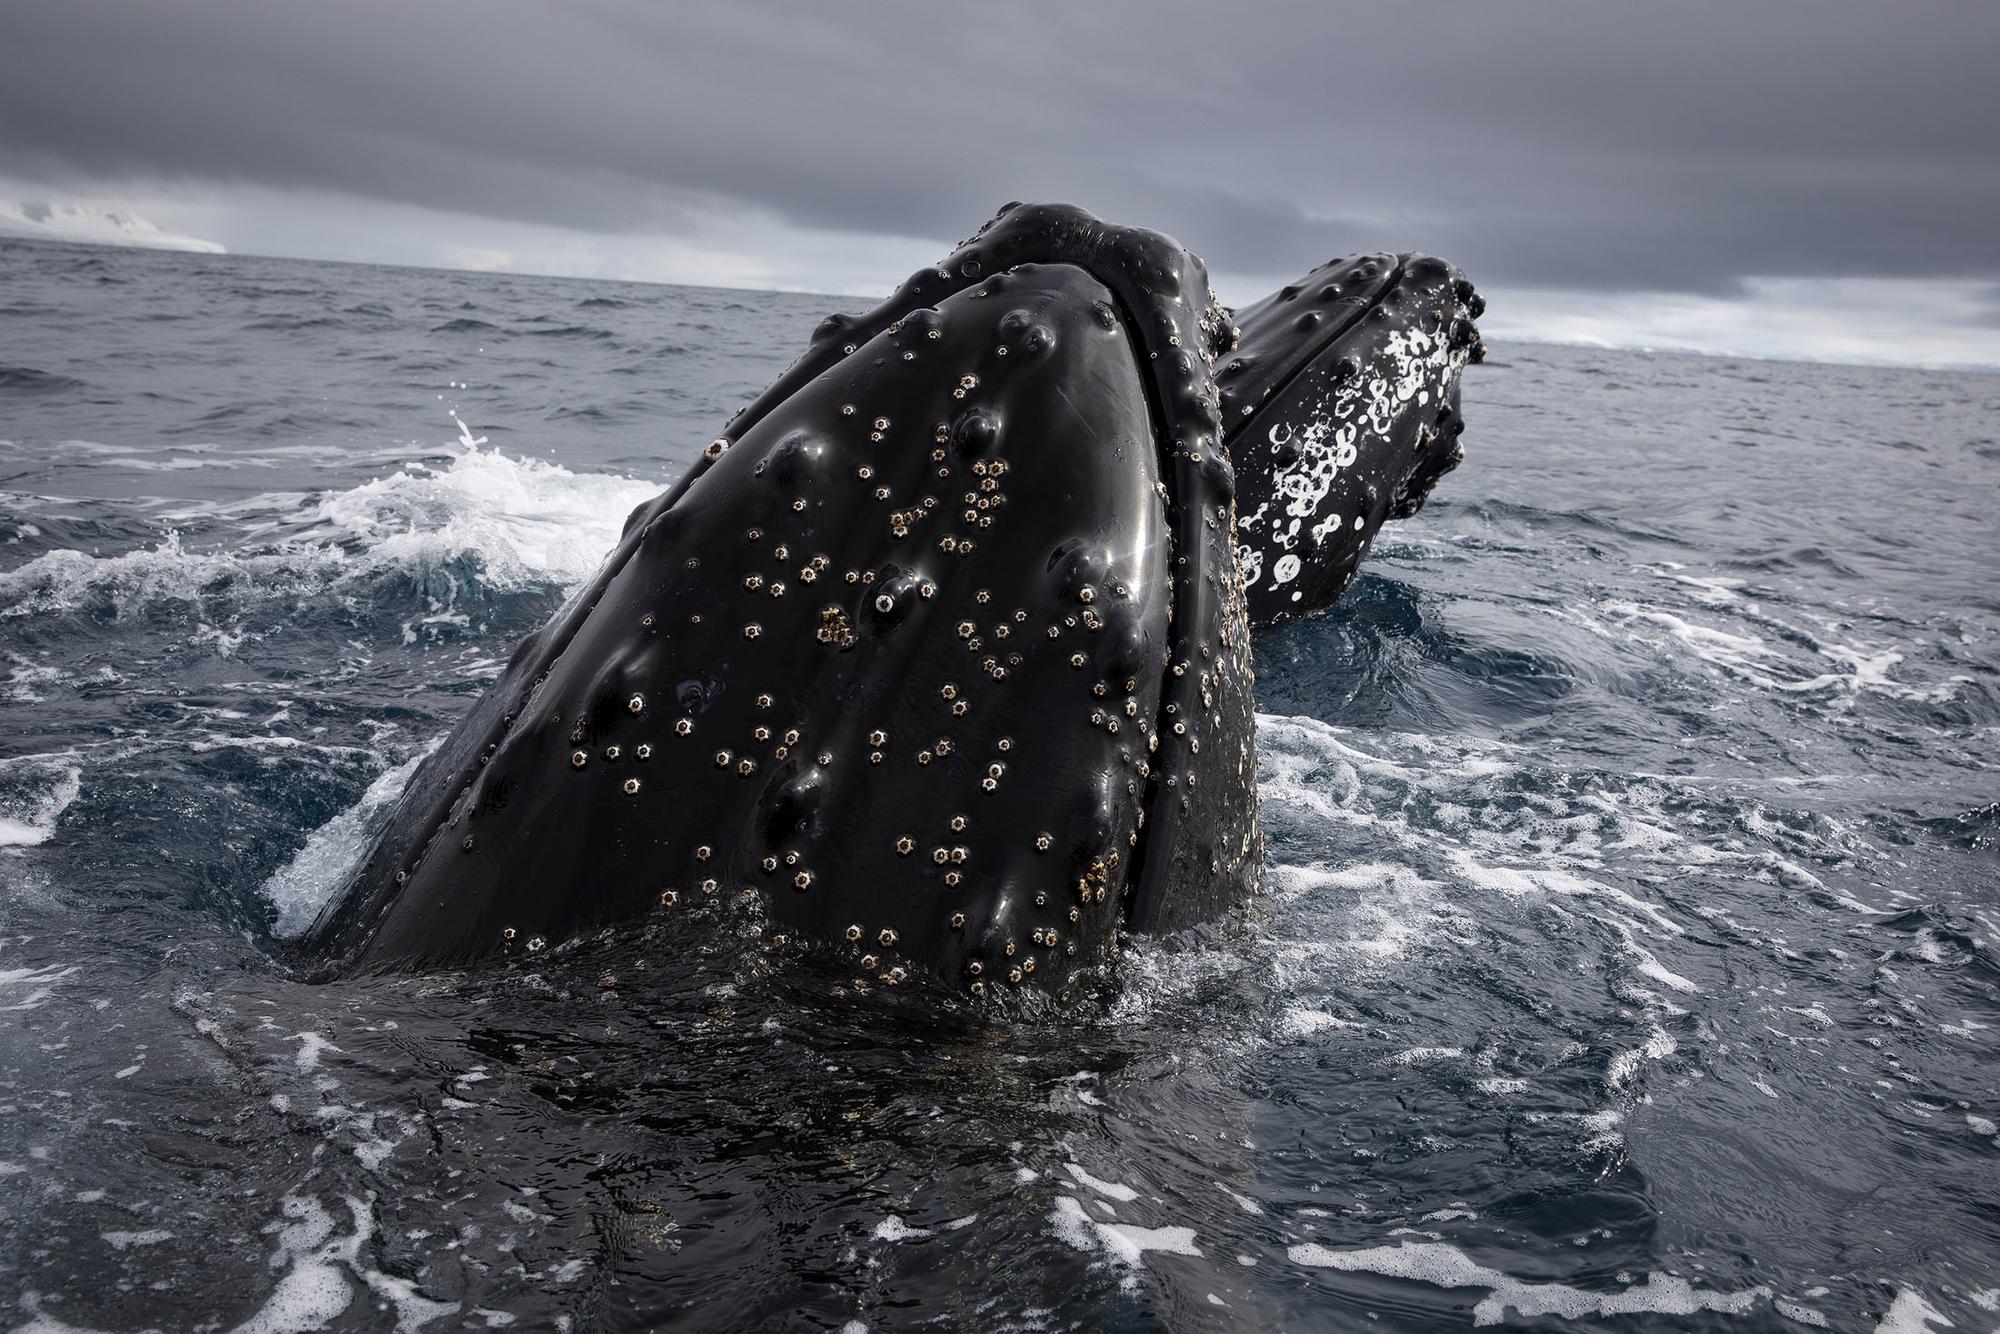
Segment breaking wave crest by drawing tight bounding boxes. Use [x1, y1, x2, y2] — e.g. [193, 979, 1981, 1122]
[0, 443, 657, 620]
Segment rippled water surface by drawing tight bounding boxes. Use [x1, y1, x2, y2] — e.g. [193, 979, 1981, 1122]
[2, 238, 1997, 1333]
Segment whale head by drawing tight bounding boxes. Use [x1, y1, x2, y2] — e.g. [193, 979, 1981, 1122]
[303, 204, 1261, 1000]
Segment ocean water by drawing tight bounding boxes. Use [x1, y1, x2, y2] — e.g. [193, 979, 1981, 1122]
[1, 235, 1996, 1333]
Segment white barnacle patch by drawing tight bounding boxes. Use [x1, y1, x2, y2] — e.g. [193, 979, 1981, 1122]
[1238, 314, 1469, 592]
[1236, 544, 1264, 588]
[1272, 554, 1301, 586]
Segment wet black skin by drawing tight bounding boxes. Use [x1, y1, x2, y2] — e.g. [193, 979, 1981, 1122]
[1220, 253, 1485, 628]
[302, 204, 1262, 998]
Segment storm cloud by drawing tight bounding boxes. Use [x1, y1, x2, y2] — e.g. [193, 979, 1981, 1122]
[3, 0, 1996, 358]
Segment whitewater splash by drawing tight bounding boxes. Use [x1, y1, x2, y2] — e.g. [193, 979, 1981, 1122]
[261, 745, 438, 936]
[0, 754, 82, 848]
[0, 437, 657, 621]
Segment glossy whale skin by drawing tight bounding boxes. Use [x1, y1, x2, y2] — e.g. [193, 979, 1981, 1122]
[301, 204, 1262, 999]
[1220, 252, 1485, 628]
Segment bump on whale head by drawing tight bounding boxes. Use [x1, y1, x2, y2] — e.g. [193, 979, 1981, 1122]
[302, 203, 1262, 1001]
[1220, 252, 1484, 627]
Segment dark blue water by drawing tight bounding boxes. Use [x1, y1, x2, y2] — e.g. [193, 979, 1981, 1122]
[2, 236, 1996, 1333]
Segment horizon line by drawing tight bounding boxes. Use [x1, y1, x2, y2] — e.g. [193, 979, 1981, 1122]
[4, 229, 1995, 378]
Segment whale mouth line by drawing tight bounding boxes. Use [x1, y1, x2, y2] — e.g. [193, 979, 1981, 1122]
[1238, 256, 1408, 424]
[1069, 266, 1192, 935]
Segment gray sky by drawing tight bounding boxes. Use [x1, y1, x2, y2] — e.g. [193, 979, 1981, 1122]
[4, 0, 1997, 365]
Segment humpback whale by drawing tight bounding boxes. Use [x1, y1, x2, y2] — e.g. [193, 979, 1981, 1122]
[304, 203, 1261, 999]
[301, 203, 1483, 997]
[1220, 253, 1485, 627]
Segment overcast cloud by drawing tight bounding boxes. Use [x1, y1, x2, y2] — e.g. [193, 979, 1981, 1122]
[4, 0, 1997, 365]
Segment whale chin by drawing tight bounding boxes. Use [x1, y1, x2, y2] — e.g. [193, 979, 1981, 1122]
[302, 204, 1262, 1000]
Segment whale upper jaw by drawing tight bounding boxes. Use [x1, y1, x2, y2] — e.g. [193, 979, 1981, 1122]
[302, 204, 1262, 999]
[1221, 252, 1484, 627]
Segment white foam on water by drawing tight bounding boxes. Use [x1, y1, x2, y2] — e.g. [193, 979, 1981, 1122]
[287, 1032, 342, 1072]
[1264, 714, 1673, 876]
[232, 1194, 458, 1334]
[1278, 1006, 1361, 1038]
[1475, 1077, 1528, 1096]
[1872, 1288, 1953, 1334]
[1618, 933, 1699, 992]
[1050, 1196, 1201, 1270]
[1268, 861, 1444, 962]
[1442, 847, 1685, 939]
[1248, 707, 1880, 1012]
[1242, 711, 1750, 1139]
[1521, 1108, 1627, 1156]
[1597, 599, 1961, 705]
[0, 441, 657, 620]
[1385, 1047, 1465, 1067]
[3, 654, 66, 704]
[312, 441, 654, 592]
[1603, 602, 1789, 680]
[871, 1216, 931, 1242]
[0, 530, 354, 620]
[99, 1229, 171, 1250]
[0, 757, 82, 848]
[1607, 1025, 1678, 1090]
[1775, 1296, 1830, 1326]
[261, 742, 440, 936]
[1214, 1182, 1263, 1215]
[1063, 1163, 1140, 1203]
[1287, 1239, 1768, 1325]
[0, 964, 78, 1013]
[1649, 565, 1747, 605]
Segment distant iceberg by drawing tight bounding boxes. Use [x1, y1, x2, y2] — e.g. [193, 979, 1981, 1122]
[0, 199, 226, 253]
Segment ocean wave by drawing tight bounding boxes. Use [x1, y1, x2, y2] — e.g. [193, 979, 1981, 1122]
[1588, 592, 1966, 707]
[520, 323, 613, 340]
[0, 365, 89, 396]
[306, 438, 652, 585]
[241, 313, 348, 332]
[0, 753, 83, 848]
[0, 443, 657, 619]
[1288, 1239, 1769, 1324]
[1181, 709, 1899, 1148]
